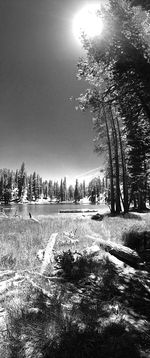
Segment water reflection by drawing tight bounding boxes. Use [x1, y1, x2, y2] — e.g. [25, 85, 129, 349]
[0, 203, 108, 218]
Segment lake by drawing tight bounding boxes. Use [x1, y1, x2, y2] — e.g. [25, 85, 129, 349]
[0, 203, 109, 218]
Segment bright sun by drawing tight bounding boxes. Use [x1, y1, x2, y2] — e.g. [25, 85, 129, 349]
[73, 4, 103, 43]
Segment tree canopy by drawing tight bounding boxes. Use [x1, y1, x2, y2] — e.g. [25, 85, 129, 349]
[76, 0, 150, 213]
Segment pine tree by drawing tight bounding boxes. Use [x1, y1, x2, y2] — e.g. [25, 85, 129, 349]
[15, 170, 19, 187]
[77, 90, 116, 212]
[74, 179, 80, 203]
[48, 180, 54, 200]
[53, 181, 60, 200]
[68, 185, 74, 201]
[82, 180, 86, 197]
[43, 180, 48, 199]
[0, 175, 3, 201]
[76, 0, 150, 212]
[36, 174, 41, 199]
[18, 162, 26, 200]
[39, 177, 43, 197]
[27, 175, 33, 202]
[60, 179, 64, 202]
[32, 172, 40, 200]
[79, 183, 84, 199]
[63, 177, 67, 201]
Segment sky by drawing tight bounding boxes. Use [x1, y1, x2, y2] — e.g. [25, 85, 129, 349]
[0, 0, 104, 184]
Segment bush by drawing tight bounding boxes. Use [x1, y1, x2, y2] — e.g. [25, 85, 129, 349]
[55, 250, 94, 282]
[122, 230, 140, 250]
[122, 227, 150, 252]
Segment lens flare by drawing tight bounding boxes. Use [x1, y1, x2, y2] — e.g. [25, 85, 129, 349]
[73, 4, 103, 43]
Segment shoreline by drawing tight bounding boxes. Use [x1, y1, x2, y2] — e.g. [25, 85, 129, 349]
[0, 201, 104, 206]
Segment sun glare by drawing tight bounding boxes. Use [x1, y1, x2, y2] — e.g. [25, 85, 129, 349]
[73, 3, 103, 43]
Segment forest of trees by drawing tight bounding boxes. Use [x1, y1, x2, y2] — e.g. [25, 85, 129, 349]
[1, 1, 150, 213]
[76, 0, 150, 213]
[0, 163, 106, 204]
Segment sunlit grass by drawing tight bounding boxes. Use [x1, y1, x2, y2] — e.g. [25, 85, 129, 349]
[90, 212, 150, 244]
[0, 215, 103, 271]
[0, 212, 149, 271]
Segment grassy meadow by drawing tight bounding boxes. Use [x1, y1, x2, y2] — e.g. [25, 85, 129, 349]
[0, 212, 150, 357]
[0, 213, 103, 271]
[0, 213, 101, 271]
[0, 211, 149, 271]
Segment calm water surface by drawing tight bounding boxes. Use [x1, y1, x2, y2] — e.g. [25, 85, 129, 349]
[1, 203, 109, 218]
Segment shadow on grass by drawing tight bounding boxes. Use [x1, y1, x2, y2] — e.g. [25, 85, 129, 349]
[91, 212, 143, 221]
[5, 255, 150, 358]
[119, 270, 150, 319]
[118, 212, 143, 220]
[43, 323, 140, 358]
[6, 295, 140, 358]
[130, 207, 150, 214]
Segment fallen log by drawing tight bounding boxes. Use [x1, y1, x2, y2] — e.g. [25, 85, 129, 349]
[26, 277, 53, 298]
[59, 209, 98, 213]
[91, 213, 103, 221]
[104, 252, 135, 271]
[86, 235, 143, 269]
[40, 233, 58, 274]
[31, 217, 40, 224]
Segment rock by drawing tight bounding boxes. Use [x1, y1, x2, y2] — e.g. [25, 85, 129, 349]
[91, 213, 103, 221]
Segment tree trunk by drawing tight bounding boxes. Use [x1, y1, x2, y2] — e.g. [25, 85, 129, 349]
[144, 160, 148, 207]
[109, 105, 121, 213]
[87, 235, 143, 268]
[116, 116, 129, 213]
[138, 190, 147, 211]
[103, 104, 115, 214]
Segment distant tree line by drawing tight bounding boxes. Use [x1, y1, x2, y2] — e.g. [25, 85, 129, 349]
[0, 162, 106, 204]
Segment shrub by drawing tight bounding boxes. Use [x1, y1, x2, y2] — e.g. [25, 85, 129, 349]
[55, 250, 94, 282]
[122, 227, 150, 252]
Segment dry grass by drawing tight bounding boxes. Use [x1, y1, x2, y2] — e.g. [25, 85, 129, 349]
[0, 212, 150, 357]
[90, 212, 150, 244]
[0, 214, 103, 272]
[0, 212, 150, 271]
